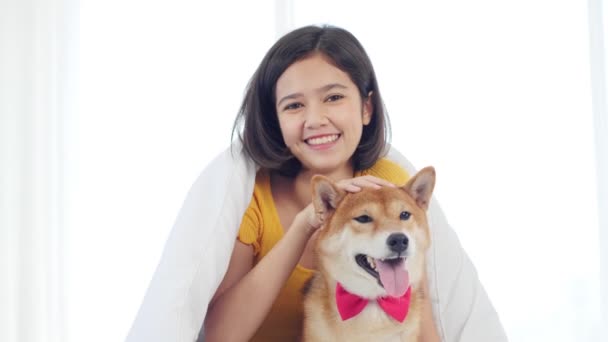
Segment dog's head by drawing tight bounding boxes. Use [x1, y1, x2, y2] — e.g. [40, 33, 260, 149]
[311, 167, 435, 299]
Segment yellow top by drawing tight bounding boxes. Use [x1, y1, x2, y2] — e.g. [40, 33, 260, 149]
[237, 158, 410, 341]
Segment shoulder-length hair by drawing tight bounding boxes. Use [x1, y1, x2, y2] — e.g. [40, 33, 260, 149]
[232, 25, 391, 176]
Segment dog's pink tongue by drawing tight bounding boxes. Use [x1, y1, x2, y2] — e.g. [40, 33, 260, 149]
[376, 260, 409, 297]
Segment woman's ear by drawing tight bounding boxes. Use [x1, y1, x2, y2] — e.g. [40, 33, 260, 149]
[362, 91, 374, 125]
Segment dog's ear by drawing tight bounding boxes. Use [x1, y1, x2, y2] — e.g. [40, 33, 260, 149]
[311, 175, 346, 219]
[403, 166, 436, 211]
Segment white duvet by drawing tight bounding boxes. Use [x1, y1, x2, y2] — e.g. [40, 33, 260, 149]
[126, 142, 508, 341]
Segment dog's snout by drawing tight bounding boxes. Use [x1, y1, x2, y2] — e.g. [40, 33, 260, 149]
[386, 233, 408, 253]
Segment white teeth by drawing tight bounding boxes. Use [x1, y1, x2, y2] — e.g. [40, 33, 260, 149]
[307, 134, 339, 145]
[367, 256, 376, 270]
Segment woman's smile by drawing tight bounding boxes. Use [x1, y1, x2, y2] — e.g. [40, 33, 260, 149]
[305, 133, 341, 150]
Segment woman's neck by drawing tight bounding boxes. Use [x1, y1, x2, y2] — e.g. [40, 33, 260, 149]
[291, 164, 354, 209]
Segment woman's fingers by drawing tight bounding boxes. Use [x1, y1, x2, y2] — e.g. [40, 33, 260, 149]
[337, 176, 397, 193]
[302, 204, 325, 233]
[341, 183, 362, 192]
[359, 175, 397, 188]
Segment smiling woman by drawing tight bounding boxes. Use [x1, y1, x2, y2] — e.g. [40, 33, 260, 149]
[201, 25, 427, 342]
[2, 1, 600, 342]
[274, 54, 373, 175]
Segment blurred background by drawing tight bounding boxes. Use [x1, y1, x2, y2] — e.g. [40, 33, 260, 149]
[1, 0, 607, 341]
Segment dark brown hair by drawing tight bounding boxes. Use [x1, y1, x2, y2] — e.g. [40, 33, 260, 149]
[232, 25, 391, 176]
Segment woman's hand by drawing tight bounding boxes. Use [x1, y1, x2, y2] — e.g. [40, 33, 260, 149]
[295, 176, 397, 236]
[335, 175, 397, 193]
[293, 203, 326, 236]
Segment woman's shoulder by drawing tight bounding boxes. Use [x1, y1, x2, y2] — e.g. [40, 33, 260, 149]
[358, 158, 410, 186]
[238, 169, 273, 254]
[248, 169, 273, 204]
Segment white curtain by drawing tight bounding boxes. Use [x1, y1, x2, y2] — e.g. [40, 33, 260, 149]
[591, 0, 608, 338]
[1, 0, 606, 341]
[0, 0, 77, 341]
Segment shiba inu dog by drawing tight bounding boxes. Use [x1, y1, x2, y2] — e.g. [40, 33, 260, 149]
[302, 167, 436, 342]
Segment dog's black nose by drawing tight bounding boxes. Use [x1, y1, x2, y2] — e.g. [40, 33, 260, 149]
[386, 233, 409, 253]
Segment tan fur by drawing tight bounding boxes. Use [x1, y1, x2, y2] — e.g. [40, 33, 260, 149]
[302, 167, 436, 342]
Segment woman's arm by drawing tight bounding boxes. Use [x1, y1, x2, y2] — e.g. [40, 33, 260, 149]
[203, 206, 319, 342]
[419, 273, 441, 342]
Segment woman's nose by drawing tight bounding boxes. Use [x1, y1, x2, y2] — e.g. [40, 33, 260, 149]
[304, 104, 328, 128]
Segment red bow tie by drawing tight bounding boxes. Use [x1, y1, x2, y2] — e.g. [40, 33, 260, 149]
[335, 283, 411, 322]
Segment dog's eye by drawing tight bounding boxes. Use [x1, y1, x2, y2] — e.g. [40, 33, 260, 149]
[400, 211, 411, 220]
[354, 215, 373, 223]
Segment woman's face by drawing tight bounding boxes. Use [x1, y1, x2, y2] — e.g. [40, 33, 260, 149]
[274, 53, 372, 176]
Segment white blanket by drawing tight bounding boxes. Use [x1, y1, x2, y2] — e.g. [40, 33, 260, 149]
[126, 142, 508, 341]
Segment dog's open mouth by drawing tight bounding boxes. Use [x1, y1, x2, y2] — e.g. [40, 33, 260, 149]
[355, 254, 410, 297]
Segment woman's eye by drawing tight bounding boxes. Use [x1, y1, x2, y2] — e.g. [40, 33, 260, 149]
[400, 211, 411, 220]
[354, 215, 373, 223]
[284, 102, 303, 111]
[326, 94, 344, 102]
